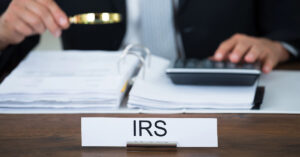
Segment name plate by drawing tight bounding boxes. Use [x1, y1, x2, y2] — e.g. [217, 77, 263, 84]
[81, 118, 218, 147]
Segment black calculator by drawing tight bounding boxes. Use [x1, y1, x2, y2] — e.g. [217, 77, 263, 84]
[166, 58, 261, 86]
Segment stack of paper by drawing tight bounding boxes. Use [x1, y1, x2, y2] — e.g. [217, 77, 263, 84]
[128, 56, 258, 110]
[0, 51, 139, 109]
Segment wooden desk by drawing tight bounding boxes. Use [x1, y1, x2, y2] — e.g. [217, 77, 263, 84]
[1, 113, 300, 157]
[1, 61, 300, 157]
[277, 61, 300, 70]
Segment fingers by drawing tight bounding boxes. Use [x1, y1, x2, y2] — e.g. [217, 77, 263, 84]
[36, 0, 69, 29]
[13, 16, 34, 37]
[0, 0, 70, 49]
[14, 5, 45, 34]
[262, 56, 276, 74]
[25, 0, 61, 37]
[6, 20, 27, 44]
[0, 0, 69, 45]
[214, 34, 283, 74]
[0, 8, 28, 44]
[229, 42, 250, 63]
[244, 46, 261, 63]
[214, 34, 252, 63]
[214, 38, 237, 61]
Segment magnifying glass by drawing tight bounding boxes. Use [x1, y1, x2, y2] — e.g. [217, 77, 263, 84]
[69, 13, 122, 24]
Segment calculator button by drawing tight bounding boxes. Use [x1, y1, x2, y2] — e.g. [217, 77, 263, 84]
[175, 60, 185, 68]
[201, 59, 213, 68]
[186, 59, 198, 68]
[242, 63, 254, 69]
[214, 62, 225, 68]
[226, 62, 237, 69]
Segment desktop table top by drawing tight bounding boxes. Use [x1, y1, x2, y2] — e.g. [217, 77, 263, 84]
[0, 113, 300, 157]
[0, 61, 300, 157]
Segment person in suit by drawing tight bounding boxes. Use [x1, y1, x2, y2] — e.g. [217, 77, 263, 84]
[0, 0, 300, 80]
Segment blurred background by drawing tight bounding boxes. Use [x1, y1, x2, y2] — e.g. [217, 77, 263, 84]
[35, 31, 61, 51]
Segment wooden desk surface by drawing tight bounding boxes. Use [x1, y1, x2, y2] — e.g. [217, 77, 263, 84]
[0, 113, 300, 157]
[1, 61, 300, 156]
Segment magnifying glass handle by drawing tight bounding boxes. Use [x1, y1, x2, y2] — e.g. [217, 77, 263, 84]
[69, 13, 122, 24]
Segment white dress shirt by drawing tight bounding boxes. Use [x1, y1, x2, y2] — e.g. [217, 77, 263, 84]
[122, 0, 298, 60]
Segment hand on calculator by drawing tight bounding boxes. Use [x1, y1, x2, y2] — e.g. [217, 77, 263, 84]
[212, 33, 290, 74]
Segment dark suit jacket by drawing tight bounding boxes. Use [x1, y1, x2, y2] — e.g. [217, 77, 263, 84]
[1, 0, 300, 80]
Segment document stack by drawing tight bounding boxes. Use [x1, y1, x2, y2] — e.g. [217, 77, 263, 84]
[127, 56, 259, 110]
[0, 44, 260, 112]
[0, 50, 140, 110]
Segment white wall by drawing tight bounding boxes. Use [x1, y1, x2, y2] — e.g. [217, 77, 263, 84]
[34, 31, 62, 51]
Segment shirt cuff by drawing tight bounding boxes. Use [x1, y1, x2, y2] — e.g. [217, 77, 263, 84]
[280, 42, 299, 57]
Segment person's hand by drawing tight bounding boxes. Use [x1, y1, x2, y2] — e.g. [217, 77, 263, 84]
[0, 0, 70, 50]
[213, 33, 290, 74]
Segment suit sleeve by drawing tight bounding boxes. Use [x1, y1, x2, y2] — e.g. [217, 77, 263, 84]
[258, 0, 300, 59]
[0, 0, 40, 82]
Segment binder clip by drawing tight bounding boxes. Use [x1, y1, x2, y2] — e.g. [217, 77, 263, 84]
[118, 44, 152, 79]
[126, 141, 177, 151]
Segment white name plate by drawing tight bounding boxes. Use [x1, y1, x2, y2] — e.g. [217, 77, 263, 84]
[81, 117, 218, 147]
